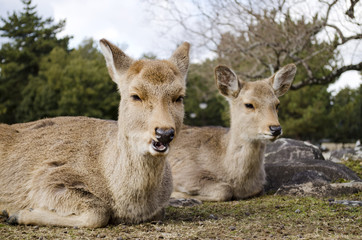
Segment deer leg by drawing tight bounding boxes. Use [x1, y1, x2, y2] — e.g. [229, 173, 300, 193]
[238, 187, 264, 199]
[171, 191, 193, 199]
[151, 208, 165, 221]
[9, 207, 109, 228]
[173, 181, 233, 202]
[196, 182, 233, 202]
[6, 179, 111, 228]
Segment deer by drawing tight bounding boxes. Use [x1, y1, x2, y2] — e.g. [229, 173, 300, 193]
[0, 39, 190, 227]
[169, 64, 296, 201]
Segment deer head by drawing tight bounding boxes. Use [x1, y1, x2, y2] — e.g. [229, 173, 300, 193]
[215, 64, 296, 141]
[100, 39, 190, 156]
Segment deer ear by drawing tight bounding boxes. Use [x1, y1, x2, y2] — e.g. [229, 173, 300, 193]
[215, 65, 242, 99]
[169, 42, 190, 79]
[99, 38, 133, 84]
[269, 64, 296, 97]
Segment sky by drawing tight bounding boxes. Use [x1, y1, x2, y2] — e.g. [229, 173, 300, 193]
[0, 0, 361, 93]
[0, 0, 182, 59]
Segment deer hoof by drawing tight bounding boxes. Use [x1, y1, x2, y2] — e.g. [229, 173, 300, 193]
[169, 197, 202, 207]
[1, 210, 9, 218]
[7, 213, 19, 225]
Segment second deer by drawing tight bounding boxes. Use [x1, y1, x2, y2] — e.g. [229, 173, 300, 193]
[169, 64, 296, 201]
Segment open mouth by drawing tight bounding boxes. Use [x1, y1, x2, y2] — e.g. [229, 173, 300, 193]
[151, 140, 169, 153]
[261, 134, 278, 141]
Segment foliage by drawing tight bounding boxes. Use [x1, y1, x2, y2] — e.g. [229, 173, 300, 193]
[216, 13, 336, 86]
[146, 0, 362, 89]
[0, 0, 71, 123]
[16, 39, 119, 122]
[278, 83, 361, 142]
[327, 85, 362, 142]
[0, 0, 360, 143]
[341, 158, 362, 179]
[278, 85, 332, 141]
[184, 60, 229, 127]
[168, 1, 361, 142]
[184, 62, 361, 142]
[0, 1, 119, 123]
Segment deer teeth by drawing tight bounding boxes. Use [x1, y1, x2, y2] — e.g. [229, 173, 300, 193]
[151, 140, 168, 152]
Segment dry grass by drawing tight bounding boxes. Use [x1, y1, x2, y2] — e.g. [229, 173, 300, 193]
[1, 159, 360, 239]
[1, 193, 361, 240]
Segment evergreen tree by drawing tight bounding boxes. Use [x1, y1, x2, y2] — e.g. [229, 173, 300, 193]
[0, 0, 71, 123]
[17, 39, 119, 122]
[183, 60, 229, 127]
[279, 85, 332, 142]
[327, 86, 362, 142]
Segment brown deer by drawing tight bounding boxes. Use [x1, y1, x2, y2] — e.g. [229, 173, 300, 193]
[0, 39, 190, 227]
[169, 64, 296, 201]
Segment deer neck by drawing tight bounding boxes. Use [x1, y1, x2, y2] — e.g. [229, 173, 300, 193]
[222, 125, 265, 182]
[103, 125, 166, 206]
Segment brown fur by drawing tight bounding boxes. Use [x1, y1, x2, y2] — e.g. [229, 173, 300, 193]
[0, 39, 190, 227]
[169, 64, 296, 201]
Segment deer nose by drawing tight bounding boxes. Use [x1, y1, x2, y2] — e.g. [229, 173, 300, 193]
[269, 125, 282, 136]
[155, 128, 175, 145]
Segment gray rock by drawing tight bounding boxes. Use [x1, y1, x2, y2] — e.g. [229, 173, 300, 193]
[355, 140, 361, 152]
[329, 199, 362, 206]
[263, 138, 361, 193]
[96, 233, 106, 238]
[327, 140, 362, 162]
[329, 148, 355, 162]
[229, 226, 236, 231]
[169, 198, 202, 207]
[289, 170, 331, 184]
[264, 159, 360, 192]
[275, 181, 362, 197]
[265, 138, 324, 163]
[209, 214, 218, 220]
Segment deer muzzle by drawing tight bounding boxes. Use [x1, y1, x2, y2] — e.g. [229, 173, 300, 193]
[269, 125, 282, 137]
[152, 128, 175, 153]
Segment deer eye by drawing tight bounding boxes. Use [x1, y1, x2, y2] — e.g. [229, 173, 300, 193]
[245, 103, 254, 109]
[276, 104, 280, 110]
[175, 96, 184, 103]
[131, 95, 142, 102]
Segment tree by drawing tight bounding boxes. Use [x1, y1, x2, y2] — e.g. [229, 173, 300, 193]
[17, 39, 119, 122]
[144, 0, 361, 143]
[184, 60, 229, 126]
[327, 85, 362, 142]
[146, 0, 361, 89]
[278, 85, 332, 141]
[0, 0, 71, 123]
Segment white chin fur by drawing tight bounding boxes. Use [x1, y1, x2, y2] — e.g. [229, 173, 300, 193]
[259, 134, 279, 141]
[149, 144, 169, 156]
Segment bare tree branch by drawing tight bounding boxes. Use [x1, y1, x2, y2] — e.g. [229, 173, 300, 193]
[345, 0, 360, 18]
[326, 24, 362, 44]
[144, 0, 362, 89]
[291, 62, 362, 89]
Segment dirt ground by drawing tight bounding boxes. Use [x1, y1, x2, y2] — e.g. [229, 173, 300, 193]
[1, 193, 361, 240]
[1, 160, 361, 240]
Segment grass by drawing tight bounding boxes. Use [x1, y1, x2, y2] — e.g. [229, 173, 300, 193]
[342, 158, 362, 179]
[1, 159, 360, 239]
[1, 193, 361, 239]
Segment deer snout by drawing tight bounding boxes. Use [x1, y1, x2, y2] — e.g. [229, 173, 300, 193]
[269, 125, 282, 137]
[151, 128, 175, 154]
[155, 128, 175, 145]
